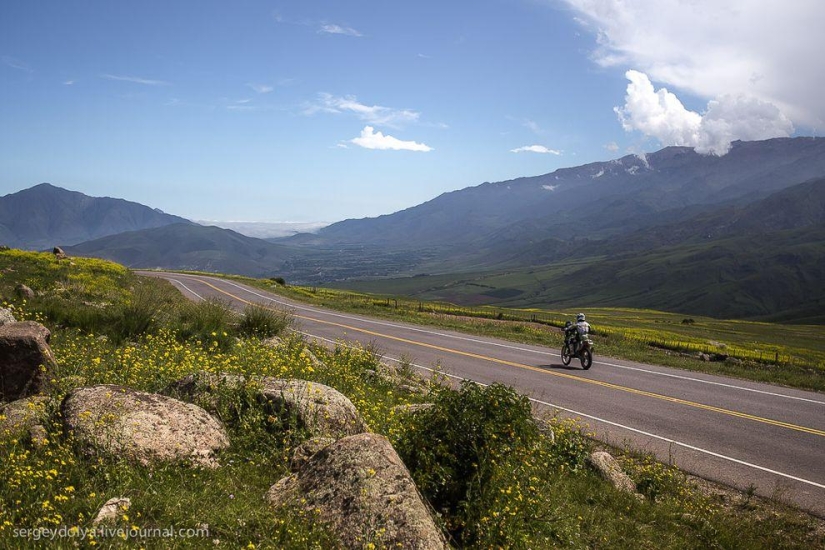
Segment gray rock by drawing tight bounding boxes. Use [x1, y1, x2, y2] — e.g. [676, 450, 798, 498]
[260, 378, 368, 439]
[267, 432, 447, 549]
[588, 451, 638, 495]
[261, 336, 283, 348]
[62, 385, 230, 467]
[93, 497, 131, 525]
[15, 284, 34, 299]
[52, 247, 67, 260]
[289, 436, 336, 472]
[0, 396, 50, 438]
[0, 308, 16, 326]
[29, 424, 49, 448]
[0, 321, 57, 401]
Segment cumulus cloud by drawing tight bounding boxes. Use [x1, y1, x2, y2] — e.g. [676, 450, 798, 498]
[510, 145, 562, 154]
[319, 24, 363, 37]
[306, 93, 420, 127]
[616, 70, 793, 155]
[350, 126, 432, 152]
[564, 0, 825, 128]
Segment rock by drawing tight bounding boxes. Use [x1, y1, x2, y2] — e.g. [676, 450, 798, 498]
[260, 378, 368, 439]
[52, 247, 67, 260]
[532, 415, 556, 445]
[93, 497, 131, 525]
[588, 451, 638, 495]
[289, 436, 336, 472]
[0, 308, 16, 326]
[302, 347, 326, 371]
[29, 424, 49, 448]
[0, 396, 50, 438]
[699, 353, 711, 362]
[267, 433, 447, 549]
[0, 321, 57, 401]
[261, 336, 283, 348]
[61, 385, 230, 467]
[14, 284, 34, 299]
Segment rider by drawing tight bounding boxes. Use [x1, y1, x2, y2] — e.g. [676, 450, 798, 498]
[565, 313, 591, 354]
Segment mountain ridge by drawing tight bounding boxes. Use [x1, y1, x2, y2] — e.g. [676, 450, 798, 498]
[0, 183, 191, 250]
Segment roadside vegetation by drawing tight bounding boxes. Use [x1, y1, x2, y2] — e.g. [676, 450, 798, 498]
[216, 273, 825, 393]
[1, 250, 823, 548]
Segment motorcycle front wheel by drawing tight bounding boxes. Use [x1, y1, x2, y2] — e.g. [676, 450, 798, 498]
[561, 344, 572, 366]
[580, 348, 593, 370]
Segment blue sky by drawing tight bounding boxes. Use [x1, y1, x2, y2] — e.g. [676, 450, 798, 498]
[1, 1, 821, 224]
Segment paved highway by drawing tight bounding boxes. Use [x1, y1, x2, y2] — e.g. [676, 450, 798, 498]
[140, 272, 825, 517]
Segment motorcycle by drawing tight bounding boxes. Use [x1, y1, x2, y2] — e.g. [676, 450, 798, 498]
[562, 323, 594, 369]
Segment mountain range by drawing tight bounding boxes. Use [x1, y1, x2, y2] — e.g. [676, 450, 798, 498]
[3, 137, 824, 322]
[0, 183, 190, 250]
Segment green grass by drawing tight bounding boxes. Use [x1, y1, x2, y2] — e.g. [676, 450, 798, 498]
[2, 251, 823, 548]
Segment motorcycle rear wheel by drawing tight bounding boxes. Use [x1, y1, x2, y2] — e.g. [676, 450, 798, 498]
[581, 348, 593, 370]
[561, 344, 572, 366]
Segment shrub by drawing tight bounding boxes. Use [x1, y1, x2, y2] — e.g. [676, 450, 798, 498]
[173, 297, 236, 349]
[395, 381, 539, 544]
[237, 303, 292, 338]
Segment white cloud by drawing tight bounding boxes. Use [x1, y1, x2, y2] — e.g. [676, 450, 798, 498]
[564, 0, 825, 128]
[604, 141, 619, 152]
[1, 56, 33, 73]
[616, 70, 793, 155]
[510, 145, 562, 154]
[319, 24, 363, 37]
[350, 126, 432, 152]
[101, 74, 169, 86]
[306, 94, 420, 127]
[248, 83, 273, 94]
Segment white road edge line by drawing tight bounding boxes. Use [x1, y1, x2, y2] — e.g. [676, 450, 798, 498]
[167, 278, 205, 301]
[182, 274, 825, 406]
[297, 329, 825, 491]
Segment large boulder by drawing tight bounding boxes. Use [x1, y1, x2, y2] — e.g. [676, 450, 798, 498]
[0, 321, 57, 401]
[260, 378, 368, 439]
[61, 385, 230, 467]
[267, 432, 447, 549]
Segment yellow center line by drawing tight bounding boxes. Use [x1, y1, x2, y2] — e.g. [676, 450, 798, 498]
[183, 274, 825, 438]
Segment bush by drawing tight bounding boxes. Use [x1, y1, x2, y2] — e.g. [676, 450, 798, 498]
[395, 381, 539, 544]
[237, 303, 292, 338]
[173, 297, 236, 348]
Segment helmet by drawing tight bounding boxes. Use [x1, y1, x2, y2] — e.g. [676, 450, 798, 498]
[577, 313, 586, 322]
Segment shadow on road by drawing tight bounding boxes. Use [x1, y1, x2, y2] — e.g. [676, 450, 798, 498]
[537, 363, 583, 372]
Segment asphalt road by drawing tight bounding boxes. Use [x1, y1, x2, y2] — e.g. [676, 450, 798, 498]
[140, 271, 825, 517]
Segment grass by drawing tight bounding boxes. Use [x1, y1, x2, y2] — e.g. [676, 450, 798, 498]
[1, 250, 824, 548]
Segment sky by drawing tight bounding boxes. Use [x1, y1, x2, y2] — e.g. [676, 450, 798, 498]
[1, 0, 822, 225]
